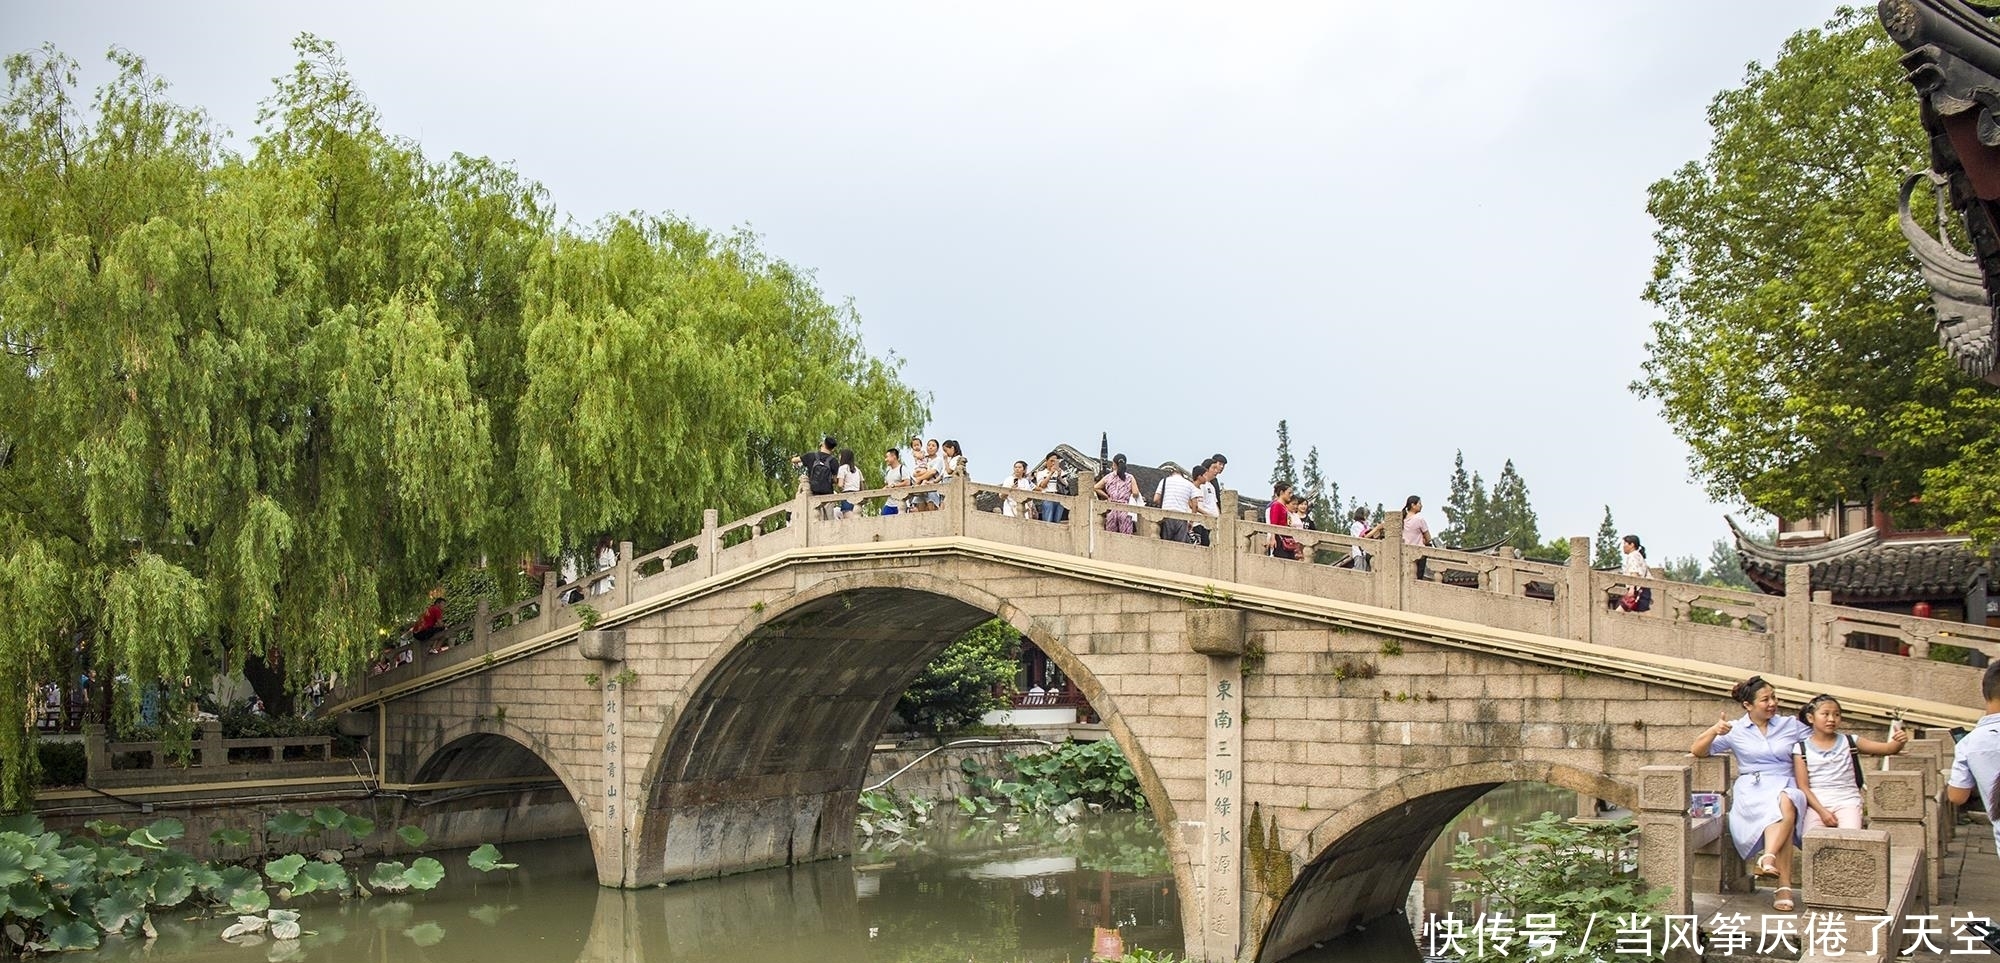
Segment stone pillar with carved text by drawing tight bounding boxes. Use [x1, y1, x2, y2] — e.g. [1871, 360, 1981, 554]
[1188, 608, 1246, 961]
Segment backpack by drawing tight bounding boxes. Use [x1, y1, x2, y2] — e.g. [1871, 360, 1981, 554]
[1793, 734, 1864, 789]
[805, 452, 836, 496]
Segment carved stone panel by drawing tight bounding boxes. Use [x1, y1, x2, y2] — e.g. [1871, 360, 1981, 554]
[1801, 829, 1890, 914]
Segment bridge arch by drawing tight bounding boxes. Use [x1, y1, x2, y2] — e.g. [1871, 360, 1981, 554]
[403, 719, 595, 858]
[1257, 760, 1634, 963]
[627, 566, 1183, 888]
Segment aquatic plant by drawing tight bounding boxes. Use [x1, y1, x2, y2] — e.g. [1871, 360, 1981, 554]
[1446, 811, 1662, 963]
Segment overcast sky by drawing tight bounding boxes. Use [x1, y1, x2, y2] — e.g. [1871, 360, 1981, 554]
[7, 1, 1850, 560]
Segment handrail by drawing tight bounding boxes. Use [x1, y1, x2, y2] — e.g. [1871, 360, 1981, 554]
[333, 483, 1999, 722]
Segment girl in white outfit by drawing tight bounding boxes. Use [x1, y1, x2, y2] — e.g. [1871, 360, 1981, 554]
[1790, 694, 1908, 830]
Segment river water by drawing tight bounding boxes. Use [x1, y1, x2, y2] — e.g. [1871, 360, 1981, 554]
[66, 784, 1581, 963]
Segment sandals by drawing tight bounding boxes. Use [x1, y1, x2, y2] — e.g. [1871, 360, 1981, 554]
[1772, 886, 1795, 912]
[1752, 854, 1779, 878]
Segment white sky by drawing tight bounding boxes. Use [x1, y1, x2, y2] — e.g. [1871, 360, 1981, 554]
[5, 0, 1850, 560]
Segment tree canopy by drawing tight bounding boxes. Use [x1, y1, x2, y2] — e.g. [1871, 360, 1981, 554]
[0, 38, 926, 807]
[1439, 451, 1541, 554]
[1637, 8, 2000, 543]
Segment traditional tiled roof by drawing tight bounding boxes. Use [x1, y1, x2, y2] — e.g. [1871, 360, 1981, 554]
[1728, 516, 1991, 602]
[1882, 0, 2000, 386]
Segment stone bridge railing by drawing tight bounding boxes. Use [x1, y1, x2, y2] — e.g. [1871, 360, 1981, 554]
[352, 477, 2000, 709]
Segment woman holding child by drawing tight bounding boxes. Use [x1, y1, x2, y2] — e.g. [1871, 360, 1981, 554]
[1690, 675, 1808, 912]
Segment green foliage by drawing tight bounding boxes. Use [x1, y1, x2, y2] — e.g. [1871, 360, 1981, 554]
[35, 740, 85, 787]
[0, 35, 925, 805]
[394, 825, 430, 849]
[466, 843, 516, 871]
[1638, 9, 2000, 544]
[895, 619, 1017, 733]
[853, 788, 939, 839]
[964, 740, 1147, 814]
[1594, 507, 1620, 569]
[1270, 420, 1296, 488]
[1300, 447, 1338, 530]
[0, 802, 485, 950]
[1448, 812, 1662, 963]
[1441, 452, 1542, 552]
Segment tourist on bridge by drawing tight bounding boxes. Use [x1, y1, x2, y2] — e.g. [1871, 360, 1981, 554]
[1611, 535, 1653, 612]
[1946, 661, 2000, 858]
[1154, 462, 1199, 543]
[793, 436, 841, 520]
[879, 447, 911, 515]
[835, 448, 862, 518]
[1093, 454, 1139, 534]
[1791, 693, 1907, 830]
[1033, 451, 1069, 523]
[1348, 506, 1377, 571]
[1193, 454, 1226, 546]
[1001, 460, 1036, 518]
[1691, 675, 1809, 912]
[1266, 481, 1300, 560]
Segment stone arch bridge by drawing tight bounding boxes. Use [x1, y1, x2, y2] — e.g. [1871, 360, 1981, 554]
[330, 479, 1992, 962]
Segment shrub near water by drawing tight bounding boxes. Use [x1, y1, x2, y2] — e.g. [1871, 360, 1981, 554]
[960, 739, 1146, 814]
[1446, 812, 1663, 963]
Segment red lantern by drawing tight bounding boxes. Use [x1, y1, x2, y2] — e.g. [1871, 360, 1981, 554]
[1914, 601, 1933, 620]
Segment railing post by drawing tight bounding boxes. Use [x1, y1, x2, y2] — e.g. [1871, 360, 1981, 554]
[794, 491, 813, 544]
[1865, 769, 1933, 897]
[199, 719, 224, 768]
[1636, 765, 1693, 916]
[84, 724, 107, 785]
[702, 509, 720, 576]
[474, 598, 490, 647]
[616, 541, 634, 606]
[1783, 563, 1812, 681]
[947, 478, 968, 536]
[1378, 510, 1407, 610]
[1214, 489, 1240, 582]
[1566, 536, 1591, 642]
[1070, 473, 1096, 557]
[539, 572, 559, 632]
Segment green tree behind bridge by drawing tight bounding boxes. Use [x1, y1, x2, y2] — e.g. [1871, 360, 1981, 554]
[1637, 8, 2000, 545]
[0, 38, 926, 808]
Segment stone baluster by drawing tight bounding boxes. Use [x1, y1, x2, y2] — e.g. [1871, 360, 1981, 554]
[1378, 510, 1407, 610]
[474, 598, 490, 648]
[1070, 472, 1096, 557]
[794, 490, 813, 544]
[1565, 536, 1590, 642]
[84, 724, 107, 785]
[1782, 563, 1812, 681]
[1864, 769, 1931, 897]
[946, 476, 968, 536]
[1635, 765, 1693, 916]
[199, 720, 225, 768]
[539, 571, 559, 632]
[701, 509, 719, 577]
[616, 541, 634, 606]
[1800, 828, 1892, 915]
[1213, 489, 1240, 582]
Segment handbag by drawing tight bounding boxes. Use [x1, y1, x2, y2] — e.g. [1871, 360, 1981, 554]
[1619, 587, 1642, 612]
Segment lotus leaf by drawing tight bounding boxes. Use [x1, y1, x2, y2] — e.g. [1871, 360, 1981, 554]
[6, 883, 51, 918]
[466, 844, 517, 872]
[467, 904, 512, 925]
[297, 861, 348, 894]
[82, 820, 127, 841]
[229, 888, 271, 914]
[265, 812, 313, 836]
[271, 918, 301, 941]
[394, 825, 428, 848]
[102, 851, 144, 876]
[151, 864, 196, 906]
[268, 909, 299, 924]
[209, 865, 260, 898]
[91, 891, 147, 933]
[143, 817, 186, 842]
[219, 916, 264, 941]
[404, 857, 444, 891]
[41, 919, 101, 951]
[0, 836, 44, 887]
[342, 814, 375, 837]
[367, 862, 410, 893]
[263, 854, 306, 884]
[403, 922, 445, 947]
[210, 828, 253, 848]
[311, 807, 348, 830]
[125, 828, 166, 851]
[0, 814, 43, 836]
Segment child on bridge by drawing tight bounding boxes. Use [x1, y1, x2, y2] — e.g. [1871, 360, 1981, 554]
[1790, 694, 1907, 831]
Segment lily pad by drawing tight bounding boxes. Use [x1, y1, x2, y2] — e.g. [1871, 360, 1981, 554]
[41, 919, 101, 951]
[124, 827, 167, 851]
[143, 817, 186, 842]
[270, 919, 301, 941]
[404, 857, 445, 891]
[311, 807, 349, 830]
[342, 814, 375, 837]
[297, 861, 349, 894]
[264, 854, 306, 884]
[6, 883, 52, 919]
[92, 891, 148, 933]
[0, 839, 45, 888]
[150, 864, 196, 906]
[466, 844, 517, 872]
[229, 888, 271, 914]
[265, 812, 313, 837]
[210, 828, 253, 848]
[0, 815, 43, 836]
[368, 862, 410, 893]
[394, 825, 428, 849]
[83, 819, 127, 841]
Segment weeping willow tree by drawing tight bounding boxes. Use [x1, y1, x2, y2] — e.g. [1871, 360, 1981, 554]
[0, 37, 927, 809]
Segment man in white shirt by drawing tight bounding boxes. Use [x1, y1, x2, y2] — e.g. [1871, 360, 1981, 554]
[1157, 465, 1200, 544]
[1948, 662, 2000, 856]
[880, 448, 912, 515]
[1190, 459, 1222, 547]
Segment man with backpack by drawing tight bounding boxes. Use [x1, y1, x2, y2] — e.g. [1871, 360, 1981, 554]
[793, 436, 841, 520]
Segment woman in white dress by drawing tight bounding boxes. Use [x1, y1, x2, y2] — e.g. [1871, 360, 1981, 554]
[1001, 460, 1035, 517]
[1691, 675, 1810, 912]
[835, 448, 862, 517]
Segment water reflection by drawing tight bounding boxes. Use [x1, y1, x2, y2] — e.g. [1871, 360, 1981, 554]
[66, 812, 1179, 963]
[65, 784, 1585, 963]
